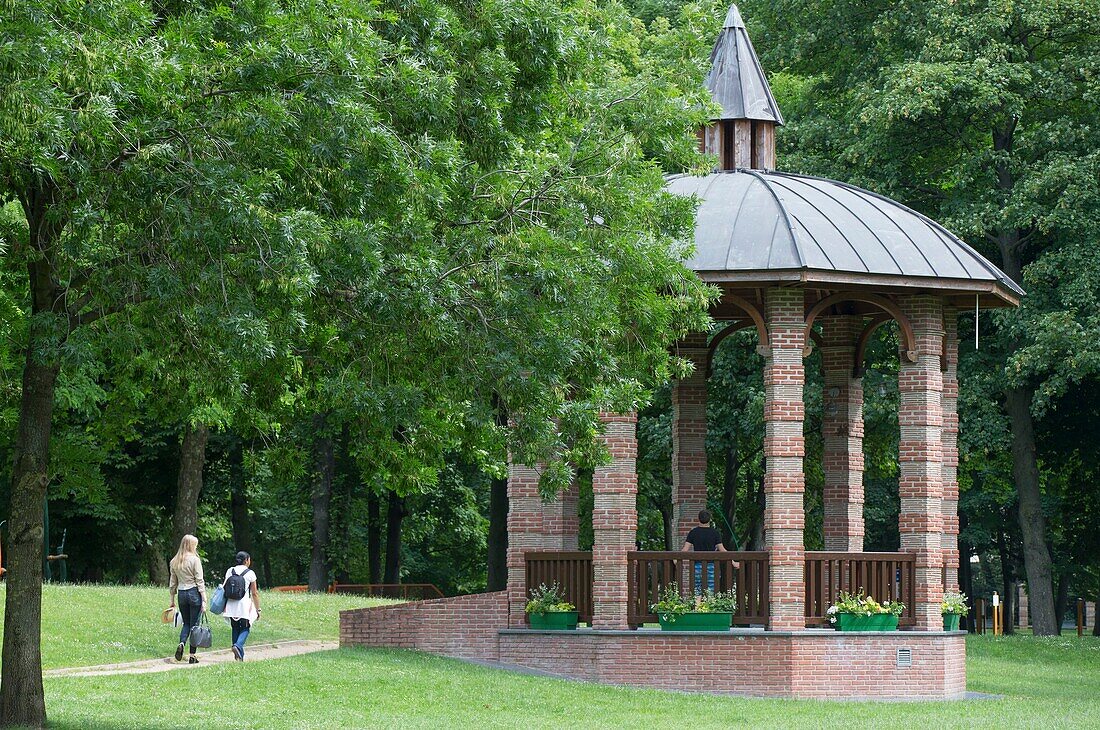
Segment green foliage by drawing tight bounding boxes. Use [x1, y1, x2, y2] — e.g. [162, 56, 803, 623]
[648, 582, 734, 621]
[524, 583, 576, 615]
[942, 591, 969, 616]
[826, 590, 905, 623]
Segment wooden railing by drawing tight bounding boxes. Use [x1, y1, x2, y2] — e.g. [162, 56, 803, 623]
[627, 551, 769, 627]
[525, 551, 594, 623]
[804, 552, 916, 627]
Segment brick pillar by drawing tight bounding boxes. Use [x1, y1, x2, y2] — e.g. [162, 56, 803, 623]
[763, 287, 806, 631]
[941, 308, 961, 593]
[672, 333, 709, 544]
[591, 412, 638, 630]
[898, 295, 945, 631]
[1018, 588, 1029, 628]
[505, 460, 542, 627]
[820, 316, 864, 552]
[542, 481, 579, 550]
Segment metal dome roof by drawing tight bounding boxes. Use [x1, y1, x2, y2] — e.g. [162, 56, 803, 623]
[667, 170, 1023, 303]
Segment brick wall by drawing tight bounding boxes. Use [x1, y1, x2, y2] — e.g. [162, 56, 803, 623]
[672, 334, 709, 543]
[820, 316, 865, 552]
[499, 630, 966, 699]
[339, 591, 506, 661]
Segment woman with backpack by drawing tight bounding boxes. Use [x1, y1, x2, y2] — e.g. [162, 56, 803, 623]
[168, 534, 207, 664]
[222, 551, 260, 661]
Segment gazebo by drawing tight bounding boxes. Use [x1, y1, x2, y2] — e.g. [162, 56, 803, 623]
[340, 4, 1021, 700]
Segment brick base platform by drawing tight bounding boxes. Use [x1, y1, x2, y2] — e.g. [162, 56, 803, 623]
[340, 592, 966, 700]
[498, 629, 965, 699]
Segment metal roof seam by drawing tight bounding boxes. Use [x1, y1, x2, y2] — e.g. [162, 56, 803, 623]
[741, 169, 805, 268]
[725, 174, 756, 270]
[768, 171, 904, 274]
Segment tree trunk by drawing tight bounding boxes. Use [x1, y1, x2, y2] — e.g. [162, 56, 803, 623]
[959, 511, 977, 631]
[384, 491, 407, 584]
[1, 355, 60, 728]
[721, 441, 740, 549]
[1005, 385, 1058, 635]
[661, 501, 674, 551]
[228, 436, 253, 555]
[308, 414, 335, 592]
[1, 192, 66, 727]
[991, 124, 1058, 636]
[486, 393, 508, 591]
[1054, 572, 1070, 635]
[996, 521, 1017, 635]
[367, 491, 382, 585]
[171, 424, 209, 549]
[147, 538, 170, 586]
[486, 475, 508, 591]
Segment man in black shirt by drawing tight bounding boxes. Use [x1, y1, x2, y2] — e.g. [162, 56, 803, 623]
[683, 510, 733, 593]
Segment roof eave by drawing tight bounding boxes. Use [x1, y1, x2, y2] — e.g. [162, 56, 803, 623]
[690, 268, 1023, 308]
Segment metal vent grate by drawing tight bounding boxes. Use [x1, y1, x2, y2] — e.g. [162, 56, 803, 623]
[896, 647, 913, 668]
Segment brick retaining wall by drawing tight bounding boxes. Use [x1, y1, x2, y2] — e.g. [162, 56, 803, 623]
[339, 591, 506, 661]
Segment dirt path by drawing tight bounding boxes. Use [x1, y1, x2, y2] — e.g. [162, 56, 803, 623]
[45, 640, 337, 678]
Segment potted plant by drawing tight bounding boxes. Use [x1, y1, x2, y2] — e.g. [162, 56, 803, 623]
[827, 590, 905, 631]
[525, 583, 579, 630]
[649, 583, 734, 631]
[942, 591, 968, 631]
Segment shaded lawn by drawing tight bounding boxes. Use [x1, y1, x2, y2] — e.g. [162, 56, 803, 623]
[43, 635, 1100, 729]
[0, 583, 394, 669]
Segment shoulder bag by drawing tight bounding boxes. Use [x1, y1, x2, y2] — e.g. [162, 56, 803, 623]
[189, 611, 213, 649]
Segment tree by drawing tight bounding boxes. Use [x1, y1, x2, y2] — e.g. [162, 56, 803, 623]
[0, 1, 414, 722]
[744, 0, 1100, 635]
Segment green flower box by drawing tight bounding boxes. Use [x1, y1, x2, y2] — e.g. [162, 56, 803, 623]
[836, 613, 900, 631]
[657, 612, 732, 631]
[528, 611, 579, 630]
[943, 613, 961, 631]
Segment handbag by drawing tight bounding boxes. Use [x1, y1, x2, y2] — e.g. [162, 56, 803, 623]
[189, 612, 213, 649]
[209, 585, 227, 616]
[161, 607, 175, 624]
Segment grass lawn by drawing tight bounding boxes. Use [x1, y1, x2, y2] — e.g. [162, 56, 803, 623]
[38, 634, 1100, 729]
[0, 583, 393, 670]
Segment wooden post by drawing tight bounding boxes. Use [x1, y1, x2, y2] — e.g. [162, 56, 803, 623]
[1078, 598, 1085, 637]
[976, 598, 986, 634]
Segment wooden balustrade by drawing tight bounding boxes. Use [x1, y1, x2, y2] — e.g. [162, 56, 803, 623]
[525, 549, 918, 630]
[524, 551, 594, 623]
[804, 551, 916, 627]
[626, 551, 769, 627]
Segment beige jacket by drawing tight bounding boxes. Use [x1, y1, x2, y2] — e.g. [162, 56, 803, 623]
[169, 554, 206, 598]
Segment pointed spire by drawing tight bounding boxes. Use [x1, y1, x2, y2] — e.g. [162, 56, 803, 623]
[705, 4, 783, 124]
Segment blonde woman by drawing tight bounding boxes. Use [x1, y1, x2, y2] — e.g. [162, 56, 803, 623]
[168, 534, 207, 663]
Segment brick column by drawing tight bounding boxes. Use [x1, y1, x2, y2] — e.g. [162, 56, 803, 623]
[1018, 588, 1029, 628]
[591, 412, 638, 630]
[820, 316, 865, 552]
[505, 459, 542, 627]
[672, 333, 709, 544]
[542, 481, 579, 550]
[898, 295, 945, 631]
[941, 309, 961, 593]
[763, 287, 806, 631]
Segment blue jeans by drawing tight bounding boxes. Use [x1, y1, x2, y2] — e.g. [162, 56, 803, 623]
[177, 588, 201, 653]
[231, 618, 251, 658]
[693, 562, 715, 593]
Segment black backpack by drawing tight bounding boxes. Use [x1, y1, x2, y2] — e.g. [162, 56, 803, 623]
[224, 568, 250, 601]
